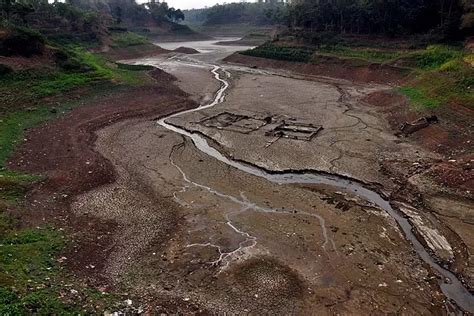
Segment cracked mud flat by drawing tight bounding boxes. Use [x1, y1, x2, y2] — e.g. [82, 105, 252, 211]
[74, 40, 473, 313]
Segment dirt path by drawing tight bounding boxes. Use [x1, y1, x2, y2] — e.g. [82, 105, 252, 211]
[8, 41, 474, 313]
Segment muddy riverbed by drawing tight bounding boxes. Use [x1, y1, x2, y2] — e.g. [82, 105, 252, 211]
[73, 39, 473, 313]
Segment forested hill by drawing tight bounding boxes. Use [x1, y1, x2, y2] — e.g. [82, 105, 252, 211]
[0, 0, 197, 45]
[185, 0, 473, 42]
[68, 0, 186, 29]
[184, 2, 287, 26]
[287, 0, 473, 41]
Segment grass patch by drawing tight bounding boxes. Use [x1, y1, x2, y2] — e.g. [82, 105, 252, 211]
[398, 86, 441, 108]
[0, 209, 119, 314]
[0, 32, 158, 314]
[0, 43, 153, 188]
[241, 42, 406, 64]
[0, 105, 61, 195]
[241, 43, 314, 62]
[399, 46, 473, 110]
[0, 108, 53, 167]
[110, 32, 148, 48]
[0, 91, 126, 313]
[0, 177, 29, 204]
[243, 42, 472, 110]
[0, 85, 130, 312]
[0, 210, 75, 315]
[0, 49, 150, 114]
[412, 45, 464, 70]
[0, 57, 150, 198]
[317, 45, 402, 63]
[116, 63, 155, 71]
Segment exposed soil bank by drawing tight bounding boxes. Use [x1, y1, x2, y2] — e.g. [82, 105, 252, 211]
[364, 90, 473, 190]
[7, 69, 196, 292]
[102, 44, 170, 60]
[224, 52, 410, 85]
[362, 89, 474, 291]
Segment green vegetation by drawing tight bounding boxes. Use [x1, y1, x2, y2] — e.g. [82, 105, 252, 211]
[413, 45, 464, 69]
[317, 46, 402, 63]
[116, 63, 155, 71]
[397, 45, 473, 109]
[0, 207, 119, 314]
[0, 49, 152, 196]
[184, 2, 286, 26]
[242, 42, 473, 110]
[399, 86, 442, 108]
[0, 221, 70, 314]
[289, 0, 471, 41]
[0, 0, 187, 314]
[241, 43, 314, 62]
[0, 29, 155, 314]
[1, 1, 103, 46]
[0, 51, 149, 316]
[0, 48, 148, 113]
[110, 31, 148, 48]
[400, 66, 473, 109]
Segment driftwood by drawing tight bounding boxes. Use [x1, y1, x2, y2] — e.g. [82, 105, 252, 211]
[399, 115, 438, 135]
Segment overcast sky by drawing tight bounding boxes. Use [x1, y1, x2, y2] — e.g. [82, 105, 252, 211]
[138, 0, 250, 10]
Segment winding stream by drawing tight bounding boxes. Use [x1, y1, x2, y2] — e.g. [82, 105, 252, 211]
[155, 62, 474, 312]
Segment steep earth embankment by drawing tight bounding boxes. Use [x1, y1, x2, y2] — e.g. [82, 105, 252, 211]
[224, 52, 409, 84]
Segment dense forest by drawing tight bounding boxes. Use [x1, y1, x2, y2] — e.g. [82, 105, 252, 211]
[0, 0, 187, 45]
[288, 0, 473, 40]
[185, 0, 473, 42]
[184, 2, 287, 26]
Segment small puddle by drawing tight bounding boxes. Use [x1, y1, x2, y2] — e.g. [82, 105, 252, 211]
[156, 63, 474, 313]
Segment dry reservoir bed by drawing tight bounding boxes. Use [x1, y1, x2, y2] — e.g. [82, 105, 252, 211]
[71, 49, 473, 313]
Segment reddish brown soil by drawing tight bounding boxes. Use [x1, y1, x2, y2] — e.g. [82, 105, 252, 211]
[364, 90, 474, 192]
[428, 155, 474, 192]
[7, 68, 196, 287]
[0, 53, 54, 70]
[103, 44, 170, 60]
[364, 90, 407, 107]
[224, 53, 410, 85]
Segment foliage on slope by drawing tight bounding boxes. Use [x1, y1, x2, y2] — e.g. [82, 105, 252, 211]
[242, 41, 473, 110]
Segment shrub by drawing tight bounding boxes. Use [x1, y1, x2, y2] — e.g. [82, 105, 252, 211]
[0, 288, 22, 316]
[170, 23, 195, 35]
[116, 63, 154, 71]
[0, 28, 45, 57]
[298, 31, 338, 46]
[0, 64, 13, 76]
[108, 26, 128, 32]
[414, 45, 463, 69]
[110, 32, 148, 47]
[241, 43, 314, 62]
[52, 48, 91, 72]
